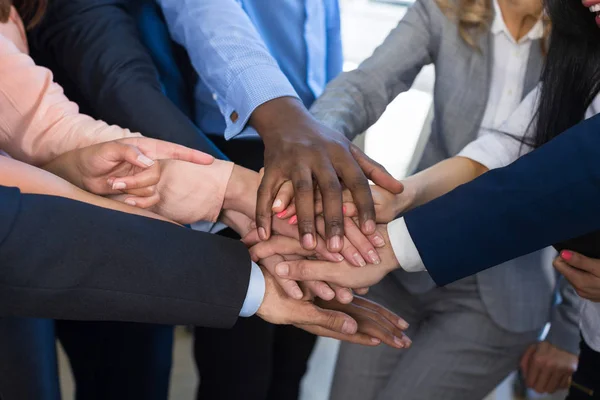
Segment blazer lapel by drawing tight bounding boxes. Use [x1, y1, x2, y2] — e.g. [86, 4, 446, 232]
[522, 39, 544, 99]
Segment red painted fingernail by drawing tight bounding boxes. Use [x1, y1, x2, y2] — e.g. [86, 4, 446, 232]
[289, 216, 298, 225]
[561, 250, 573, 261]
[276, 211, 287, 219]
[343, 205, 347, 214]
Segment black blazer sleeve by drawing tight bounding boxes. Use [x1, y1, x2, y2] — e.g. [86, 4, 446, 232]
[403, 113, 600, 286]
[28, 0, 226, 159]
[0, 186, 250, 328]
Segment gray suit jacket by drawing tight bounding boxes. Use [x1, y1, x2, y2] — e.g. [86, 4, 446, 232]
[311, 0, 580, 353]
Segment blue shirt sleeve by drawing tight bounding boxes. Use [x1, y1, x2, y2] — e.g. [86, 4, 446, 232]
[325, 0, 343, 82]
[157, 0, 300, 140]
[239, 262, 266, 317]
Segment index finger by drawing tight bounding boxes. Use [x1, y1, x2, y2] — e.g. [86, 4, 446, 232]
[121, 138, 215, 165]
[256, 169, 285, 240]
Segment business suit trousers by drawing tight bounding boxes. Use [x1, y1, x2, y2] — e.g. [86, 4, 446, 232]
[566, 338, 600, 399]
[0, 318, 60, 400]
[330, 275, 540, 400]
[0, 318, 173, 400]
[193, 136, 317, 400]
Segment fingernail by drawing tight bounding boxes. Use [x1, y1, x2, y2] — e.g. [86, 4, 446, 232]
[403, 337, 413, 347]
[353, 253, 367, 267]
[371, 338, 381, 344]
[112, 182, 127, 190]
[107, 178, 114, 186]
[329, 236, 342, 251]
[124, 199, 137, 207]
[276, 211, 287, 219]
[398, 319, 410, 330]
[364, 220, 376, 234]
[342, 320, 356, 335]
[561, 250, 573, 261]
[342, 205, 347, 215]
[394, 337, 405, 348]
[334, 253, 345, 262]
[272, 199, 282, 210]
[340, 290, 353, 303]
[303, 234, 315, 249]
[289, 216, 298, 225]
[323, 287, 335, 299]
[292, 288, 303, 300]
[137, 154, 155, 167]
[276, 263, 290, 277]
[372, 235, 385, 248]
[258, 227, 268, 241]
[368, 250, 381, 265]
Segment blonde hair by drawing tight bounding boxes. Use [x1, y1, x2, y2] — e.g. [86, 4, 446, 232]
[435, 0, 550, 52]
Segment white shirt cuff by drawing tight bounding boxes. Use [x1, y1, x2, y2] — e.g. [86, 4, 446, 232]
[239, 262, 266, 317]
[190, 221, 228, 234]
[387, 218, 426, 272]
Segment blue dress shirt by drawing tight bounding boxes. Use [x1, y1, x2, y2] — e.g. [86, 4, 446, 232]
[158, 0, 343, 139]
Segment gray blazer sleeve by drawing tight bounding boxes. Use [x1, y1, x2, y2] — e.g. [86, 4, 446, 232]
[310, 0, 437, 139]
[545, 275, 582, 355]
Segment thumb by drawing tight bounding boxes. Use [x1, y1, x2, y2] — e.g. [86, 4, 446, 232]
[301, 305, 358, 335]
[350, 145, 403, 194]
[520, 344, 537, 377]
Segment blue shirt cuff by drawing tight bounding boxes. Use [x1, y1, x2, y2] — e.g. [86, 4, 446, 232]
[223, 64, 299, 140]
[239, 262, 266, 317]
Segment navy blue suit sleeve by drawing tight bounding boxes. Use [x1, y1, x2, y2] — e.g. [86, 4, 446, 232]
[28, 0, 226, 160]
[404, 114, 600, 286]
[0, 186, 250, 327]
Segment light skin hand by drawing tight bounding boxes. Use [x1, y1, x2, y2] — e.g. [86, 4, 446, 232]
[44, 138, 214, 209]
[273, 225, 400, 289]
[252, 239, 345, 302]
[251, 96, 403, 252]
[554, 250, 600, 302]
[520, 341, 578, 394]
[256, 261, 410, 348]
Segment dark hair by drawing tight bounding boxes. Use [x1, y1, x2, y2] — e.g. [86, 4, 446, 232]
[0, 0, 47, 29]
[531, 0, 600, 148]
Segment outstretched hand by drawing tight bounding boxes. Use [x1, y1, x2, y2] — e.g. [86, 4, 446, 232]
[45, 137, 214, 208]
[252, 97, 403, 252]
[256, 260, 410, 349]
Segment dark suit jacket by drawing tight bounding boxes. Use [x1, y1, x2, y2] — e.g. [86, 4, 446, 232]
[0, 185, 251, 328]
[404, 113, 600, 286]
[28, 0, 226, 160]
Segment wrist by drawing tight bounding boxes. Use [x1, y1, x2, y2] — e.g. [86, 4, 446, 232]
[249, 97, 310, 141]
[393, 180, 419, 215]
[223, 165, 259, 217]
[44, 152, 85, 190]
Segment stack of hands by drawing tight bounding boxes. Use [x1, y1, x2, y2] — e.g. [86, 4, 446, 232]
[45, 137, 413, 349]
[47, 136, 600, 365]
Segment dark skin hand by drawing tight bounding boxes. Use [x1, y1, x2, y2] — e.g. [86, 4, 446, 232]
[250, 97, 404, 253]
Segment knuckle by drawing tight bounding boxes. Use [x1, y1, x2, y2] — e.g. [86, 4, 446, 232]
[295, 179, 313, 193]
[322, 178, 342, 194]
[326, 313, 338, 330]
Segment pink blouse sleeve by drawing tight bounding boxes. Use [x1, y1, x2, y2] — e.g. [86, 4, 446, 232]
[0, 34, 141, 166]
[0, 33, 233, 221]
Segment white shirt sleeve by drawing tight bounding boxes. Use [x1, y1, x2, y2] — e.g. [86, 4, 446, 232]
[387, 218, 426, 272]
[239, 262, 266, 317]
[458, 85, 540, 169]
